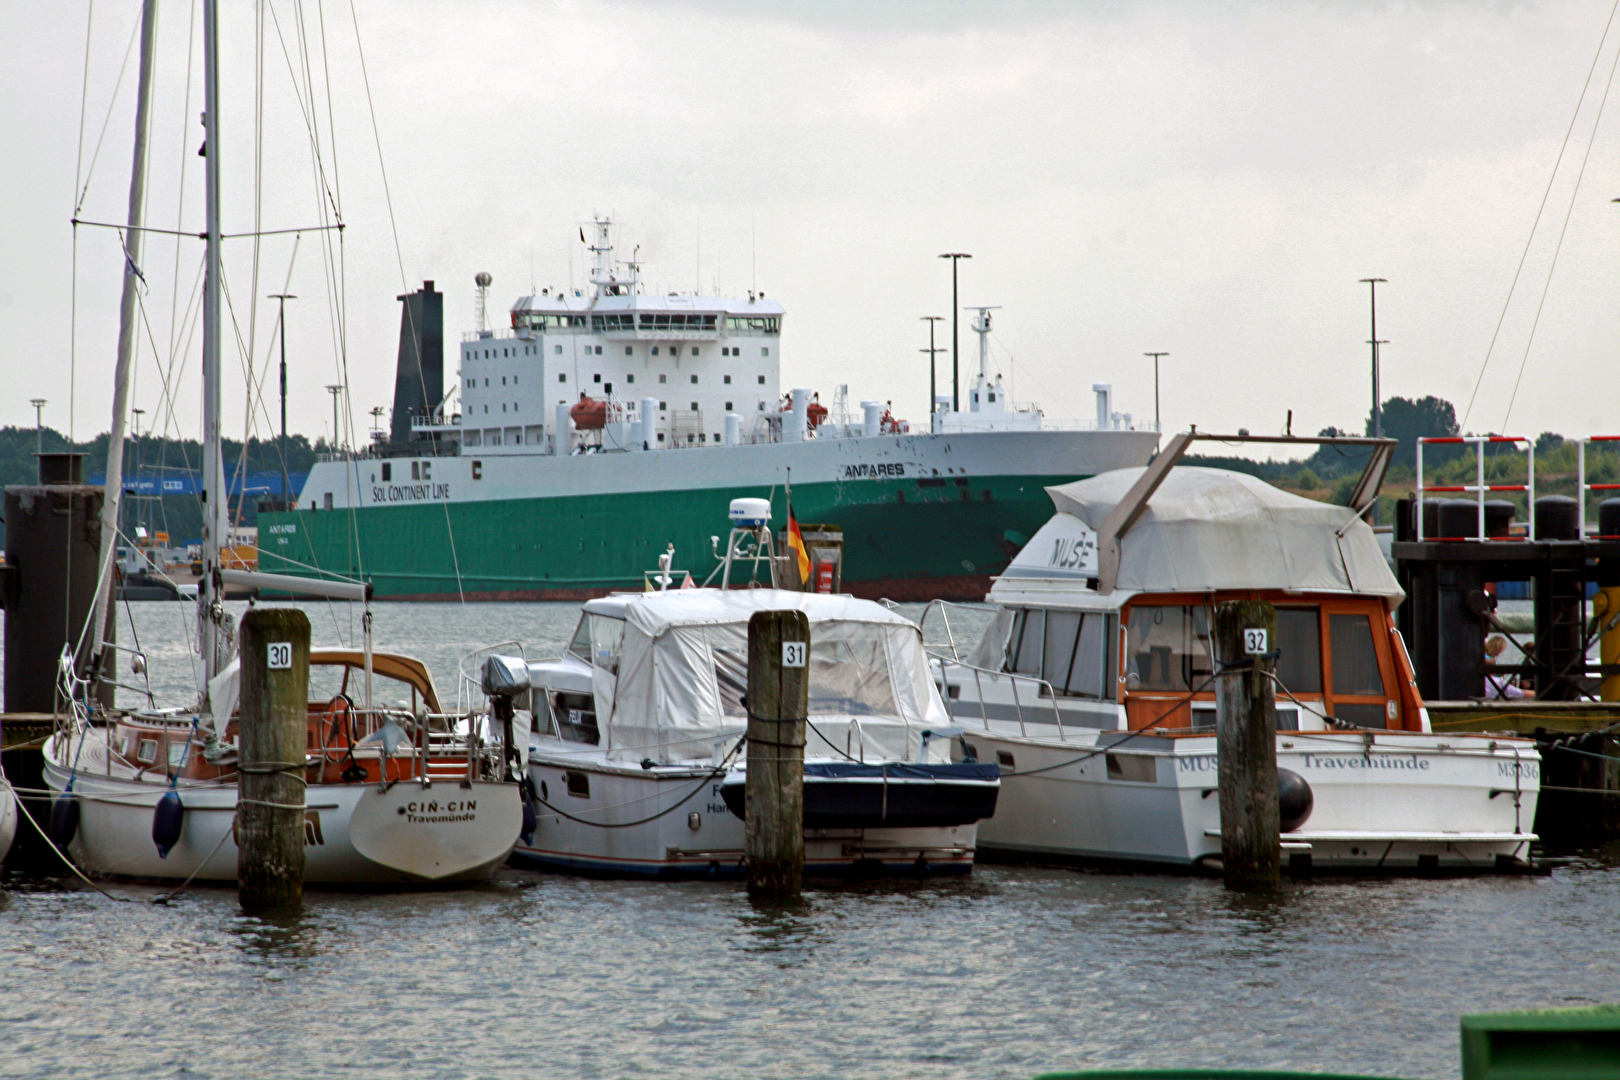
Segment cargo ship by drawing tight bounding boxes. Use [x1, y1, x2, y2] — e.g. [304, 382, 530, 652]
[258, 219, 1159, 601]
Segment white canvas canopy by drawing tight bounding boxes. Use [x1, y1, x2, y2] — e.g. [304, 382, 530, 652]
[594, 589, 950, 763]
[997, 466, 1402, 602]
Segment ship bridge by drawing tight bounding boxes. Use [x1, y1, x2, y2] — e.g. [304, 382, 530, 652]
[457, 217, 784, 454]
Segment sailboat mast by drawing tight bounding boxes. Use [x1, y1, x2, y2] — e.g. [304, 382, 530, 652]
[89, 0, 159, 678]
[200, 0, 226, 686]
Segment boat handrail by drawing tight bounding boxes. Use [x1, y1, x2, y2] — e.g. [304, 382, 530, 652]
[456, 640, 529, 711]
[929, 652, 1066, 739]
[915, 599, 967, 659]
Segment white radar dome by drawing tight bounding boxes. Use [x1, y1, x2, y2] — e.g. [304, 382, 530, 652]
[729, 498, 772, 528]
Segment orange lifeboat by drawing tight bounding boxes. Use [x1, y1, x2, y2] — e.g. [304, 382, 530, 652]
[569, 394, 607, 431]
[807, 401, 828, 429]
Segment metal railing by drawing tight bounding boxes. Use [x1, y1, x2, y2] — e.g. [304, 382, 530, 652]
[929, 652, 1066, 740]
[1577, 436, 1620, 537]
[1415, 435, 1534, 540]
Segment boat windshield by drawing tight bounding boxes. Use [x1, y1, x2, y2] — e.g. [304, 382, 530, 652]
[713, 623, 901, 718]
[1126, 604, 1214, 692]
[568, 613, 625, 673]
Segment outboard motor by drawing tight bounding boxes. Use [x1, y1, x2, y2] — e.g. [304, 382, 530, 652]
[481, 655, 530, 784]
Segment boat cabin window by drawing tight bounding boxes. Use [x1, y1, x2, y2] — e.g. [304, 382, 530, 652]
[1126, 604, 1213, 692]
[712, 624, 901, 718]
[1274, 607, 1323, 694]
[1006, 608, 1115, 698]
[137, 737, 159, 764]
[551, 690, 599, 744]
[807, 635, 898, 717]
[1329, 612, 1389, 729]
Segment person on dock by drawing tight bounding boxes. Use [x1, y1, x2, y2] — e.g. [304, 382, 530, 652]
[1484, 635, 1527, 700]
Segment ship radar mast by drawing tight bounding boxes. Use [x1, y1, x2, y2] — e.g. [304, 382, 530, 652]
[475, 271, 492, 333]
[967, 306, 1001, 380]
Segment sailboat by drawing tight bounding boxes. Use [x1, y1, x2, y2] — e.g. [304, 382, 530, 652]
[41, 0, 522, 886]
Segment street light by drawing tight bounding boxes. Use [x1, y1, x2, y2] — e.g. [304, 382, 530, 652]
[921, 316, 946, 431]
[269, 293, 296, 504]
[1359, 278, 1387, 440]
[326, 384, 344, 453]
[1143, 353, 1168, 433]
[29, 398, 46, 457]
[938, 253, 972, 412]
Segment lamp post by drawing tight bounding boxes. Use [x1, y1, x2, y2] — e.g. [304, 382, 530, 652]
[938, 253, 971, 412]
[326, 384, 344, 453]
[269, 293, 296, 504]
[29, 398, 46, 457]
[921, 316, 946, 430]
[1359, 278, 1387, 441]
[1143, 352, 1168, 433]
[1360, 277, 1387, 525]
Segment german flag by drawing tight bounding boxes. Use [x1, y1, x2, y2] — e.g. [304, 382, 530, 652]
[787, 509, 811, 587]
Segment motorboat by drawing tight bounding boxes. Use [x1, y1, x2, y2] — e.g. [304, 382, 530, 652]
[482, 566, 998, 877]
[930, 433, 1540, 873]
[43, 647, 523, 885]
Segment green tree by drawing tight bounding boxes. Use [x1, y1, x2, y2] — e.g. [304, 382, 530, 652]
[1367, 396, 1460, 470]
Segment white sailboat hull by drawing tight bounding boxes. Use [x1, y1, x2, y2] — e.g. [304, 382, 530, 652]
[517, 751, 977, 877]
[44, 732, 520, 886]
[966, 726, 1539, 872]
[0, 776, 16, 863]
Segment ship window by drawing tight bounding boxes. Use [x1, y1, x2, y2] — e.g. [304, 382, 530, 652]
[502, 376, 506, 385]
[484, 378, 489, 387]
[690, 402, 698, 411]
[988, 392, 996, 402]
[691, 374, 698, 384]
[514, 376, 518, 385]
[657, 433, 665, 442]
[381, 463, 391, 481]
[411, 461, 420, 480]
[1126, 604, 1213, 693]
[323, 492, 333, 511]
[565, 770, 591, 798]
[660, 374, 668, 384]
[594, 373, 601, 383]
[691, 347, 699, 357]
[625, 346, 633, 356]
[168, 741, 189, 768]
[555, 345, 562, 354]
[551, 692, 598, 745]
[559, 373, 566, 382]
[758, 375, 765, 385]
[626, 374, 635, 384]
[652, 347, 660, 356]
[1275, 607, 1323, 694]
[725, 402, 733, 411]
[595, 346, 603, 355]
[605, 383, 613, 394]
[724, 375, 732, 384]
[762, 347, 770, 356]
[1330, 614, 1383, 696]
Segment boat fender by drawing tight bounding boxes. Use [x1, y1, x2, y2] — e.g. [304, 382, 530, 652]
[519, 780, 537, 845]
[152, 790, 185, 858]
[49, 795, 80, 848]
[1278, 768, 1314, 833]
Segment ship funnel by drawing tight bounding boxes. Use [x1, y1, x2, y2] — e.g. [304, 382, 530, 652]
[729, 498, 771, 528]
[1093, 383, 1112, 429]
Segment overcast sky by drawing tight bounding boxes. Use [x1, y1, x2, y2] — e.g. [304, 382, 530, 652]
[5, 1, 1620, 456]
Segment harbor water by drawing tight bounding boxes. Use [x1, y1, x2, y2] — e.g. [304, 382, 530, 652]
[4, 601, 1619, 1079]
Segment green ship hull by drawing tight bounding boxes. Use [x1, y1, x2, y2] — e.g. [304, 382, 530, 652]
[260, 473, 1072, 602]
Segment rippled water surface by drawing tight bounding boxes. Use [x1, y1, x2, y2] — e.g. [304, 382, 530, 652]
[3, 601, 1618, 1079]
